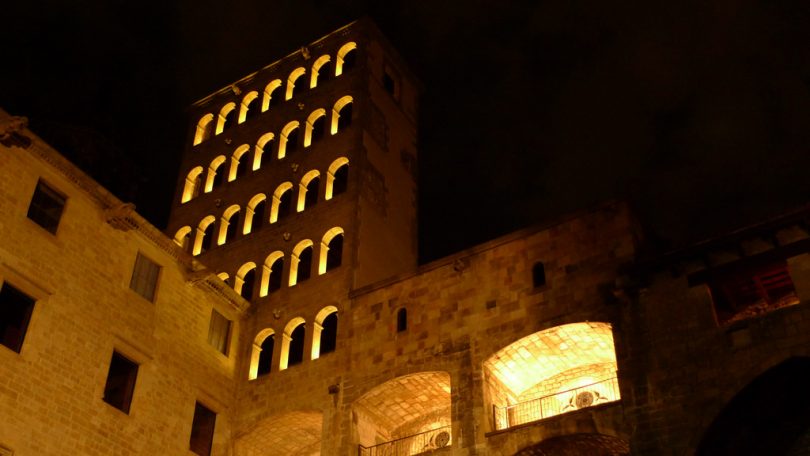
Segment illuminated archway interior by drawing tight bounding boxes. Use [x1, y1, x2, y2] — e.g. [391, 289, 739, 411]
[234, 410, 322, 456]
[354, 372, 452, 454]
[484, 322, 620, 430]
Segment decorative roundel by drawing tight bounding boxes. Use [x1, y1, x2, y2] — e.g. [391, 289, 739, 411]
[434, 431, 450, 448]
[575, 391, 594, 409]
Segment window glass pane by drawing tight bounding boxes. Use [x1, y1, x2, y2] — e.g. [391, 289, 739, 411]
[190, 402, 216, 456]
[103, 352, 138, 414]
[207, 309, 231, 355]
[27, 181, 66, 234]
[129, 253, 160, 302]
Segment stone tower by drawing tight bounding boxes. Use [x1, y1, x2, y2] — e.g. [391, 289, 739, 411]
[166, 17, 420, 390]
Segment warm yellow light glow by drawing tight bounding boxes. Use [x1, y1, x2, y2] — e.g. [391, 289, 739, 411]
[238, 91, 259, 124]
[192, 215, 216, 256]
[484, 322, 620, 429]
[204, 155, 226, 193]
[325, 157, 349, 200]
[303, 108, 326, 147]
[227, 145, 250, 182]
[234, 262, 257, 296]
[279, 317, 305, 370]
[217, 204, 240, 245]
[278, 121, 299, 159]
[310, 55, 331, 88]
[310, 306, 338, 360]
[243, 193, 266, 235]
[193, 113, 214, 145]
[181, 166, 204, 203]
[335, 42, 357, 77]
[285, 67, 306, 100]
[254, 132, 274, 170]
[331, 96, 353, 135]
[215, 102, 236, 135]
[259, 251, 284, 297]
[248, 328, 275, 380]
[318, 227, 344, 275]
[216, 272, 229, 282]
[288, 239, 313, 287]
[262, 79, 282, 112]
[297, 170, 321, 212]
[173, 226, 192, 250]
[269, 182, 293, 223]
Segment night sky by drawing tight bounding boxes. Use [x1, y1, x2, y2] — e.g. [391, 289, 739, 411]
[3, 1, 809, 262]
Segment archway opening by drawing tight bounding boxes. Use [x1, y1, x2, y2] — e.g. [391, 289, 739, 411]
[484, 322, 620, 430]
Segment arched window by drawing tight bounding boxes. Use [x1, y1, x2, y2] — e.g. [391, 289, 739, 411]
[325, 157, 349, 200]
[311, 306, 338, 360]
[260, 251, 284, 297]
[204, 155, 227, 192]
[254, 132, 274, 170]
[278, 121, 300, 159]
[215, 102, 237, 135]
[235, 262, 257, 300]
[193, 215, 216, 256]
[280, 317, 306, 370]
[173, 226, 192, 252]
[249, 329, 275, 380]
[239, 91, 260, 123]
[218, 205, 240, 245]
[243, 194, 267, 235]
[193, 114, 214, 145]
[303, 109, 327, 147]
[335, 42, 357, 76]
[331, 96, 353, 134]
[262, 79, 283, 111]
[217, 272, 230, 285]
[396, 308, 407, 332]
[289, 240, 314, 286]
[181, 166, 204, 203]
[286, 67, 306, 100]
[319, 227, 344, 274]
[228, 145, 250, 182]
[270, 182, 294, 223]
[310, 55, 332, 88]
[297, 170, 321, 212]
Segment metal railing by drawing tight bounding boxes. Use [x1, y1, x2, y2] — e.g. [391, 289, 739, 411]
[493, 377, 620, 430]
[358, 425, 451, 456]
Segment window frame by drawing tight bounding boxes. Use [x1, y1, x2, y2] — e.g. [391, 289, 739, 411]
[189, 401, 217, 456]
[102, 351, 139, 414]
[129, 252, 161, 303]
[27, 179, 67, 235]
[0, 281, 36, 354]
[207, 308, 232, 356]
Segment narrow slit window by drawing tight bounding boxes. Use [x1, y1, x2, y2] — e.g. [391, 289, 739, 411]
[396, 308, 407, 332]
[532, 262, 546, 288]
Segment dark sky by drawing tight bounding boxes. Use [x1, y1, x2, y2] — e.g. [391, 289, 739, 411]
[3, 0, 809, 262]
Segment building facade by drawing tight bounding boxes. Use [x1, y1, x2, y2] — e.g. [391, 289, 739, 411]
[2, 18, 810, 456]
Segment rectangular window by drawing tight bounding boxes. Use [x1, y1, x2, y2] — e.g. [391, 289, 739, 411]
[190, 402, 216, 456]
[0, 283, 35, 353]
[708, 260, 799, 324]
[103, 351, 139, 414]
[207, 309, 231, 355]
[129, 253, 161, 302]
[27, 180, 66, 234]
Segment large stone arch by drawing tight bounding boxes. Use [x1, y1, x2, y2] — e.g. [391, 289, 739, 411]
[514, 433, 629, 456]
[353, 371, 452, 454]
[697, 357, 810, 455]
[234, 410, 323, 456]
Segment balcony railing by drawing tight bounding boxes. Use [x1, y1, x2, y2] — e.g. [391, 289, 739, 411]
[358, 425, 451, 456]
[493, 377, 620, 430]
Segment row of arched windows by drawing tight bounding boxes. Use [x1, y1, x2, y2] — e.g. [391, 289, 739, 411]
[174, 158, 349, 255]
[193, 42, 358, 146]
[182, 96, 354, 204]
[203, 227, 345, 302]
[248, 306, 339, 379]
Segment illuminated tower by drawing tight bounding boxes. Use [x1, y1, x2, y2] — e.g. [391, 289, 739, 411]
[167, 17, 419, 393]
